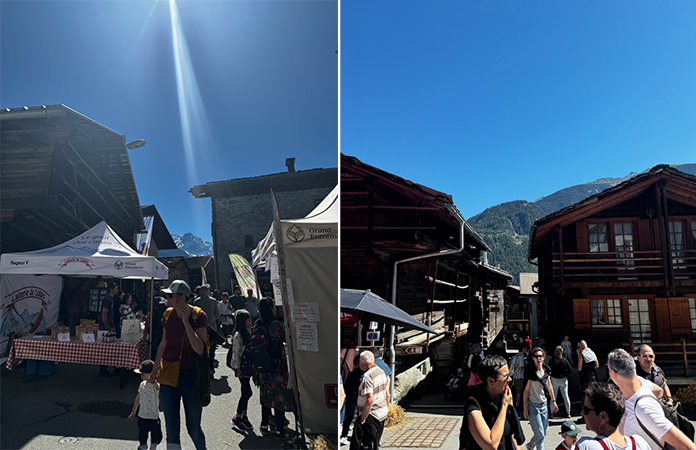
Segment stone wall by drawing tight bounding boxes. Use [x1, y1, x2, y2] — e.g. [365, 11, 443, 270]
[213, 186, 333, 291]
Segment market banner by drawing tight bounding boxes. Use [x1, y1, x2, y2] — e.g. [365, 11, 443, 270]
[228, 253, 259, 298]
[0, 274, 63, 363]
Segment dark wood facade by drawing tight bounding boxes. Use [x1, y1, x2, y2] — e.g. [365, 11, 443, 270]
[529, 165, 696, 359]
[0, 104, 145, 252]
[341, 154, 511, 377]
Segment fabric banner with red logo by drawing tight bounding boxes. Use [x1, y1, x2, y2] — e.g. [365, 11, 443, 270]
[0, 274, 63, 364]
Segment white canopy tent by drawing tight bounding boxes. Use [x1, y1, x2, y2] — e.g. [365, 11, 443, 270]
[0, 221, 168, 279]
[0, 221, 168, 361]
[251, 185, 338, 435]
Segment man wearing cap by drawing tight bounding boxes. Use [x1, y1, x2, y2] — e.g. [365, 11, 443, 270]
[193, 284, 220, 375]
[229, 285, 248, 312]
[151, 280, 209, 450]
[635, 344, 673, 406]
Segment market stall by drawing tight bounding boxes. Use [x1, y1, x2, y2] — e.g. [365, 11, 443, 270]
[251, 185, 338, 436]
[0, 221, 168, 369]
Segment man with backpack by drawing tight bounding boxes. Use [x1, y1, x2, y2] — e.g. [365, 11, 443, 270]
[606, 348, 695, 450]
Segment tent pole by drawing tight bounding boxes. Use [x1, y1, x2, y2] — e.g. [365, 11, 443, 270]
[149, 278, 154, 357]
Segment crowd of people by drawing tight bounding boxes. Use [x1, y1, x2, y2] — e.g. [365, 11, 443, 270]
[335, 336, 694, 450]
[454, 338, 695, 450]
[100, 279, 293, 450]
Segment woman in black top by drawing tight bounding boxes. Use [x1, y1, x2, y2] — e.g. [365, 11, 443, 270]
[548, 346, 574, 418]
[460, 355, 525, 450]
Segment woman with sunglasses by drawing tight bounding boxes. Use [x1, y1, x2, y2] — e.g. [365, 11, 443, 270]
[460, 355, 525, 450]
[576, 382, 651, 450]
[524, 347, 558, 450]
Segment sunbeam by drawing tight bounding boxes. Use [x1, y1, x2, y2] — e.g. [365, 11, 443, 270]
[168, 0, 217, 231]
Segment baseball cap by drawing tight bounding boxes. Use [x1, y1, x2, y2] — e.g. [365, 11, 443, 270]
[161, 280, 191, 297]
[134, 359, 155, 375]
[560, 420, 581, 436]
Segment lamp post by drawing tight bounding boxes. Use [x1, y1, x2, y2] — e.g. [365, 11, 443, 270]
[125, 139, 146, 150]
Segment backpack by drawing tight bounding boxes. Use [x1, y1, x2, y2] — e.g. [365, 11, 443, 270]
[635, 395, 695, 448]
[250, 325, 276, 373]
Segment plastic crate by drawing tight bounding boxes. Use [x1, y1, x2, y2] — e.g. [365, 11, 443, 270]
[26, 360, 57, 376]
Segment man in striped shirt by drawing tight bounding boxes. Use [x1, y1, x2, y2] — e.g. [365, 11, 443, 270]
[351, 350, 389, 450]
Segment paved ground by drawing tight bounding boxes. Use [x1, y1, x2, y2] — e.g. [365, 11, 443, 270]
[0, 347, 300, 450]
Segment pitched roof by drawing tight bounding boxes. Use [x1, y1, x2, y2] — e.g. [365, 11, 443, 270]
[528, 164, 696, 258]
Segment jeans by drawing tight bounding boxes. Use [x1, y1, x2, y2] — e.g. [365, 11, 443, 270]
[236, 377, 253, 415]
[551, 377, 571, 416]
[527, 400, 548, 450]
[160, 370, 206, 449]
[341, 397, 358, 438]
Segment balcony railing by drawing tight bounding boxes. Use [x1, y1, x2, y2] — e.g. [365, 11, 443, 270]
[508, 311, 530, 321]
[551, 249, 696, 284]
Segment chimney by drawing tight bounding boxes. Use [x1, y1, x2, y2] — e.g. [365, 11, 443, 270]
[285, 157, 296, 173]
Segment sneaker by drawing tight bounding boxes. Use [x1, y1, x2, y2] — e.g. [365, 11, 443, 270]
[241, 416, 254, 430]
[260, 424, 271, 433]
[231, 415, 246, 431]
[340, 436, 350, 446]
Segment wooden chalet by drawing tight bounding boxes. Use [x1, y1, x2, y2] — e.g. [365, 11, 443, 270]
[1, 104, 145, 252]
[529, 165, 696, 372]
[0, 104, 157, 327]
[341, 154, 511, 387]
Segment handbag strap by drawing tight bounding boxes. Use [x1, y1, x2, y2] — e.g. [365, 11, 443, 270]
[634, 395, 665, 450]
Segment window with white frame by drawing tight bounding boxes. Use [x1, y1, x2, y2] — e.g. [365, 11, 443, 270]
[591, 298, 622, 326]
[614, 222, 635, 267]
[689, 297, 696, 334]
[589, 223, 609, 253]
[669, 221, 685, 266]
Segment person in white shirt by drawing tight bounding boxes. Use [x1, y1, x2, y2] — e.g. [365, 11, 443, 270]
[575, 381, 651, 450]
[128, 360, 162, 450]
[606, 348, 695, 450]
[351, 351, 388, 450]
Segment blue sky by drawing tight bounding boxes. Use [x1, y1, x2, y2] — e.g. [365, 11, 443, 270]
[341, 1, 696, 220]
[1, 0, 338, 243]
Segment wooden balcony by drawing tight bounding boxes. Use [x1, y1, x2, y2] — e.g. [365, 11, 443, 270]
[551, 249, 696, 288]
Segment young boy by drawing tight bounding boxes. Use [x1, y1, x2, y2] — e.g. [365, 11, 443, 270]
[557, 420, 582, 450]
[128, 360, 163, 450]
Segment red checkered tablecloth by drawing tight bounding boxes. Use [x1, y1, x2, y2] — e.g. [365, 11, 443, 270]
[6, 335, 148, 370]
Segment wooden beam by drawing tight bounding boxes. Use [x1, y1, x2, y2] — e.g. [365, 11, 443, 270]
[425, 276, 468, 290]
[63, 141, 134, 221]
[342, 226, 438, 230]
[0, 196, 59, 210]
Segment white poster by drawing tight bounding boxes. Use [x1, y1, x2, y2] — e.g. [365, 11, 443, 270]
[0, 274, 63, 363]
[296, 322, 319, 352]
[291, 302, 321, 323]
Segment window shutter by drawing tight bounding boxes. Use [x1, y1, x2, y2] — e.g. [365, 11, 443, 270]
[573, 298, 591, 329]
[576, 223, 589, 253]
[654, 298, 672, 342]
[668, 297, 691, 336]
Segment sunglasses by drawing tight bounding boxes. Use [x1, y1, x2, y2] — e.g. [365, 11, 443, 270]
[582, 405, 596, 415]
[533, 354, 544, 358]
[640, 355, 654, 359]
[164, 293, 174, 299]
